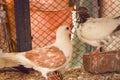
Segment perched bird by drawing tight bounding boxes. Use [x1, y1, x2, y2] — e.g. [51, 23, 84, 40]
[75, 16, 120, 54]
[0, 25, 73, 80]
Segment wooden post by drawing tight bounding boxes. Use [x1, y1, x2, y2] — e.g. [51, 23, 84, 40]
[14, 0, 32, 52]
[14, 0, 32, 73]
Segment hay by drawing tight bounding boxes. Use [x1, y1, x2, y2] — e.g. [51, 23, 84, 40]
[0, 67, 119, 80]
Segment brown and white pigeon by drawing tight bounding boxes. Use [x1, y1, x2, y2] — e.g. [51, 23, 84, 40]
[0, 25, 73, 79]
[75, 16, 120, 54]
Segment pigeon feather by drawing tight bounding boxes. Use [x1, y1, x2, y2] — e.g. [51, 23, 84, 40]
[76, 16, 120, 50]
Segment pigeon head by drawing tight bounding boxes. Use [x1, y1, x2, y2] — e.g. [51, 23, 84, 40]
[76, 7, 90, 23]
[56, 25, 71, 37]
[55, 25, 72, 44]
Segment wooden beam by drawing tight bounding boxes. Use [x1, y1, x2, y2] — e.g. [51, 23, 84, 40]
[14, 0, 32, 52]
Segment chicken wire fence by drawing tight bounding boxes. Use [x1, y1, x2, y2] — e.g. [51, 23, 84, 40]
[0, 0, 17, 52]
[0, 0, 119, 68]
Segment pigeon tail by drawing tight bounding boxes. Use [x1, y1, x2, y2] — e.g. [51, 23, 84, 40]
[114, 16, 120, 20]
[113, 16, 120, 33]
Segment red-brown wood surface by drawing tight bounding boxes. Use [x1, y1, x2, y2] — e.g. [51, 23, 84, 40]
[83, 51, 120, 74]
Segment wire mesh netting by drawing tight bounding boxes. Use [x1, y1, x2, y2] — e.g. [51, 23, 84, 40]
[30, 0, 73, 48]
[0, 0, 17, 52]
[101, 0, 120, 17]
[0, 1, 8, 51]
[0, 0, 119, 68]
[101, 0, 120, 51]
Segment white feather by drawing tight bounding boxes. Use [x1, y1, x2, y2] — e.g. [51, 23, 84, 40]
[76, 16, 120, 49]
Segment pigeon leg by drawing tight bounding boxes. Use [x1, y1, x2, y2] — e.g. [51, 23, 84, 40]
[90, 47, 100, 55]
[91, 50, 99, 55]
[47, 72, 61, 80]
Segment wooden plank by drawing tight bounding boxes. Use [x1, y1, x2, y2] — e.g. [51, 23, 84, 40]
[83, 50, 120, 74]
[14, 0, 32, 52]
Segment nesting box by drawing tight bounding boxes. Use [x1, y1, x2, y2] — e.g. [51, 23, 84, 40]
[83, 50, 120, 74]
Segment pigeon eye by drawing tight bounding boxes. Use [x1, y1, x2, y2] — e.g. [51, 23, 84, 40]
[66, 27, 69, 30]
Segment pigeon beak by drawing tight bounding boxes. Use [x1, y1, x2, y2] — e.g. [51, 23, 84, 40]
[69, 24, 73, 34]
[70, 30, 73, 34]
[74, 23, 80, 29]
[69, 27, 73, 39]
[76, 23, 80, 28]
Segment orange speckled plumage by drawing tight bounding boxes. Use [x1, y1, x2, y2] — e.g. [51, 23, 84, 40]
[25, 46, 66, 68]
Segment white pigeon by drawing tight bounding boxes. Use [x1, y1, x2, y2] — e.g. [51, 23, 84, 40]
[75, 16, 120, 54]
[0, 25, 73, 80]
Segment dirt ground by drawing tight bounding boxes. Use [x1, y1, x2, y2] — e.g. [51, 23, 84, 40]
[0, 67, 119, 80]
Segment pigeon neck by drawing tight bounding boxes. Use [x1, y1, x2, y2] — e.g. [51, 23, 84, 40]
[55, 34, 71, 44]
[54, 34, 72, 57]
